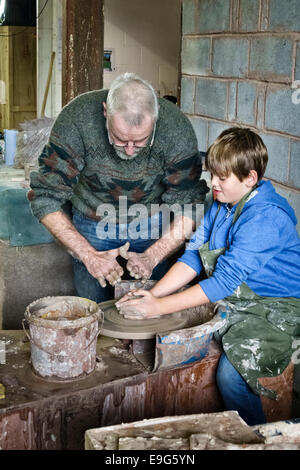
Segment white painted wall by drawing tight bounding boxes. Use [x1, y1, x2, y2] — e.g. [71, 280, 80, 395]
[36, 0, 181, 117]
[36, 0, 62, 118]
[103, 0, 181, 97]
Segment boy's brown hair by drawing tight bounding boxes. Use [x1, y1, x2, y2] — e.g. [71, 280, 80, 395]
[205, 127, 268, 182]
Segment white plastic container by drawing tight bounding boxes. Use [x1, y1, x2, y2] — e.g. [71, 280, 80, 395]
[4, 129, 17, 166]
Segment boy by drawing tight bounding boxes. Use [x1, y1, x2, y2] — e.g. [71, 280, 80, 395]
[116, 127, 300, 425]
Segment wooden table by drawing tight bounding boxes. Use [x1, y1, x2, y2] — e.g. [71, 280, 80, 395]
[0, 330, 223, 450]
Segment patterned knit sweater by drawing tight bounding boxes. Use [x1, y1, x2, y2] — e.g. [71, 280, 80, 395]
[28, 90, 208, 223]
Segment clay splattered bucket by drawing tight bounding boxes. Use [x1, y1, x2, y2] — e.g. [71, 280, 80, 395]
[23, 296, 103, 381]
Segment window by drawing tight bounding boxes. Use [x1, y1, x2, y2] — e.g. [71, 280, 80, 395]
[104, 49, 115, 73]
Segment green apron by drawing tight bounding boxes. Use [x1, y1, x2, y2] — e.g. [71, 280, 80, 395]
[199, 191, 300, 404]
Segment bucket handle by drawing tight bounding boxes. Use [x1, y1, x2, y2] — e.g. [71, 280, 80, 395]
[22, 315, 103, 358]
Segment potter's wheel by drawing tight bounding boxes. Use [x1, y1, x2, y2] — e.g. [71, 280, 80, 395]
[99, 299, 187, 340]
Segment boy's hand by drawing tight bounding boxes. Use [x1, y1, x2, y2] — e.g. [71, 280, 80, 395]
[115, 289, 162, 319]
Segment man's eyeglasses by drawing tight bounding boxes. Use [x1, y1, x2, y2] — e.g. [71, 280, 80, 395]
[107, 123, 156, 151]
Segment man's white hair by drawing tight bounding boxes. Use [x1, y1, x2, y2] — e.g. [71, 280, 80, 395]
[106, 72, 159, 126]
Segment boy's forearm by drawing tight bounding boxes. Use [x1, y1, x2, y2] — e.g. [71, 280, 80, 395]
[157, 284, 210, 316]
[151, 261, 197, 298]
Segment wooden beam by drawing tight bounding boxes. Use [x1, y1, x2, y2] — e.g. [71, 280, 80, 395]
[62, 0, 104, 106]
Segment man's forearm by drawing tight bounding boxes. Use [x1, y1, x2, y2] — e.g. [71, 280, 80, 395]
[41, 210, 97, 264]
[145, 215, 195, 266]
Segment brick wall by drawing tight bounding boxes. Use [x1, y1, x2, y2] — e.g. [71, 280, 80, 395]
[181, 0, 300, 231]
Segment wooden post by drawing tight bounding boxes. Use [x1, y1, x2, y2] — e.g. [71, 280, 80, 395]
[62, 0, 104, 106]
[41, 51, 56, 117]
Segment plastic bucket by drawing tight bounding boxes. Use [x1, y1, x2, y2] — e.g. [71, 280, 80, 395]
[23, 296, 103, 381]
[4, 129, 17, 166]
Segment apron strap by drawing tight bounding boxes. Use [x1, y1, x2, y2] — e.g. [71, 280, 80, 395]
[232, 187, 258, 224]
[213, 187, 258, 248]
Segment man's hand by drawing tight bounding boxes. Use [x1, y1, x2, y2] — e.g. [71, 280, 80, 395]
[115, 289, 162, 319]
[126, 252, 157, 282]
[40, 211, 132, 288]
[82, 242, 130, 288]
[125, 215, 195, 282]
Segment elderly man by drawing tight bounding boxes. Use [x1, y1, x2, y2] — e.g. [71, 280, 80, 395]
[28, 73, 208, 303]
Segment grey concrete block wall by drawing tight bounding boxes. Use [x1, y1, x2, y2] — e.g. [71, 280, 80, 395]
[213, 38, 249, 78]
[269, 0, 300, 31]
[195, 79, 228, 120]
[0, 242, 75, 329]
[266, 87, 300, 135]
[261, 133, 289, 183]
[236, 82, 257, 125]
[290, 141, 300, 188]
[296, 42, 300, 79]
[249, 37, 293, 82]
[181, 0, 300, 232]
[196, 0, 231, 34]
[239, 0, 259, 32]
[182, 37, 210, 75]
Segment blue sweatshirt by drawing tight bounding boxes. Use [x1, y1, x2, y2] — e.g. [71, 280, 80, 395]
[178, 180, 300, 302]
